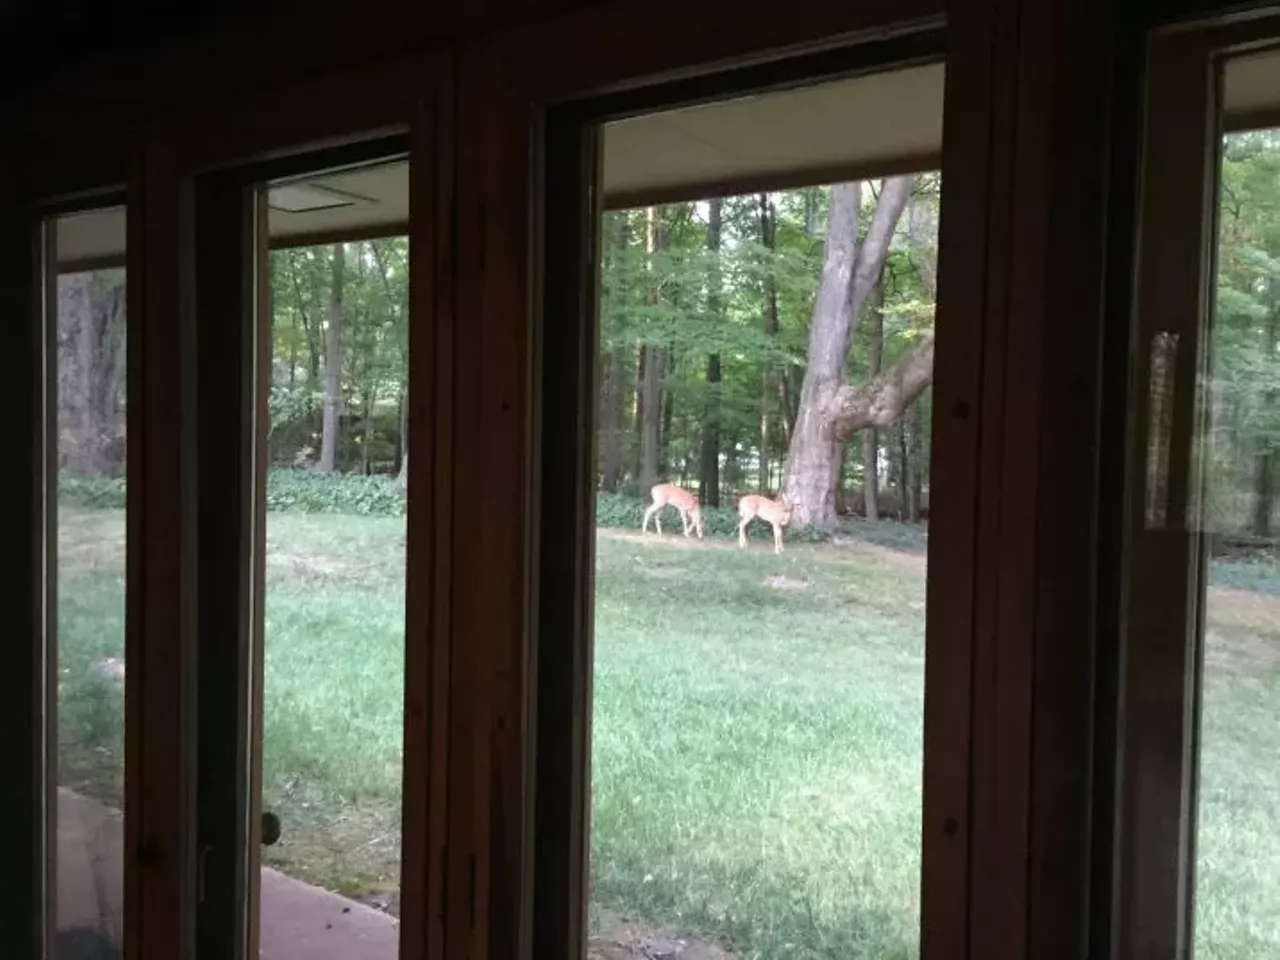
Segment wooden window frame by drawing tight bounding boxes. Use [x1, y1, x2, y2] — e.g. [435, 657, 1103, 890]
[147, 55, 458, 960]
[0, 171, 132, 956]
[533, 31, 947, 960]
[451, 0, 1115, 958]
[1114, 11, 1280, 957]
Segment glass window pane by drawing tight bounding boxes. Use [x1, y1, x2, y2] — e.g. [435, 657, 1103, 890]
[52, 206, 128, 957]
[588, 70, 940, 958]
[258, 159, 408, 954]
[1196, 121, 1280, 959]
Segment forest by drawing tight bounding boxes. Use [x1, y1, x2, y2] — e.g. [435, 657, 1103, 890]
[55, 136, 1280, 542]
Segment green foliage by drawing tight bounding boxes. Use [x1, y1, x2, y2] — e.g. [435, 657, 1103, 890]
[59, 473, 127, 509]
[1208, 131, 1280, 535]
[58, 469, 406, 516]
[265, 470, 405, 516]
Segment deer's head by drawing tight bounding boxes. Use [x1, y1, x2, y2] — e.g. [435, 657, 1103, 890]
[777, 499, 795, 526]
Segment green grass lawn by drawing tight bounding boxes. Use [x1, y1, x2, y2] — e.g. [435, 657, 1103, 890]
[56, 507, 1280, 958]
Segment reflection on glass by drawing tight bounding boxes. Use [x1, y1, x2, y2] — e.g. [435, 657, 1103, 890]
[588, 175, 937, 957]
[52, 209, 128, 956]
[1195, 128, 1280, 959]
[258, 159, 408, 956]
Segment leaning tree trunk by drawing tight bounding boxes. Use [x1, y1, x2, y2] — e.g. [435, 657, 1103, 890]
[781, 183, 863, 523]
[781, 176, 917, 527]
[319, 242, 345, 472]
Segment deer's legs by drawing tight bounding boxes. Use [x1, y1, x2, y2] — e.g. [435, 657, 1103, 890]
[773, 522, 783, 554]
[680, 510, 692, 537]
[642, 503, 659, 534]
[738, 516, 750, 548]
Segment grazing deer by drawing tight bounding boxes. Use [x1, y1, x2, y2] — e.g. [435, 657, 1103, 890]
[642, 483, 706, 539]
[738, 494, 794, 554]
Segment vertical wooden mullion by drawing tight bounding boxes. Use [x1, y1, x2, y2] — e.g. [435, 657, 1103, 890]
[191, 168, 258, 960]
[402, 52, 456, 960]
[0, 202, 49, 960]
[451, 45, 535, 960]
[451, 50, 492, 960]
[530, 105, 602, 960]
[938, 0, 1113, 957]
[126, 140, 197, 960]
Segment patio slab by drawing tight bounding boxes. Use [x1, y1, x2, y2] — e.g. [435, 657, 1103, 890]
[56, 788, 398, 960]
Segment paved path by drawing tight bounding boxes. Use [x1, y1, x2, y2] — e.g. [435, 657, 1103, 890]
[57, 788, 398, 960]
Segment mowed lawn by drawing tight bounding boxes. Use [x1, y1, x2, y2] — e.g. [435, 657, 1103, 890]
[56, 507, 1280, 958]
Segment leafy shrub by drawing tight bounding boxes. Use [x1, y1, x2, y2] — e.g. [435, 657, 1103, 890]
[58, 469, 406, 517]
[59, 473, 127, 509]
[264, 469, 405, 516]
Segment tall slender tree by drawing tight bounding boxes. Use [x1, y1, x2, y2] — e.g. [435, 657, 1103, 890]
[319, 242, 345, 472]
[700, 197, 724, 506]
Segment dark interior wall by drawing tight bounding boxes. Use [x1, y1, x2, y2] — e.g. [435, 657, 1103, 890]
[0, 0, 604, 121]
[0, 0, 1268, 133]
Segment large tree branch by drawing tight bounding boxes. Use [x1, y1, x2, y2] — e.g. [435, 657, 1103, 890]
[846, 175, 915, 339]
[828, 332, 935, 440]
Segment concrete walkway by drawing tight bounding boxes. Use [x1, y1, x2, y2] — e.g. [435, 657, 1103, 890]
[57, 788, 398, 959]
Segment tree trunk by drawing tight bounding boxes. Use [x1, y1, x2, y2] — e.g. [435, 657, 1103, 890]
[641, 347, 662, 493]
[639, 207, 667, 493]
[781, 177, 917, 527]
[701, 197, 724, 506]
[633, 344, 646, 488]
[57, 271, 127, 477]
[660, 348, 675, 476]
[759, 192, 780, 494]
[395, 383, 406, 474]
[361, 389, 374, 475]
[1254, 304, 1280, 536]
[863, 271, 885, 520]
[319, 242, 345, 472]
[909, 396, 925, 522]
[289, 308, 298, 389]
[897, 424, 910, 521]
[601, 349, 625, 491]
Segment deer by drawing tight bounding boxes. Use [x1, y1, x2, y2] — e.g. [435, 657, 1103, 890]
[642, 483, 706, 540]
[738, 494, 794, 554]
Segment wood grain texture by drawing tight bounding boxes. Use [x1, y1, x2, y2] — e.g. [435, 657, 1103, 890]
[400, 52, 457, 960]
[126, 139, 197, 960]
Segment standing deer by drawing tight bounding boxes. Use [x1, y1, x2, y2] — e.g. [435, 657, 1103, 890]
[642, 483, 706, 539]
[738, 494, 794, 554]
